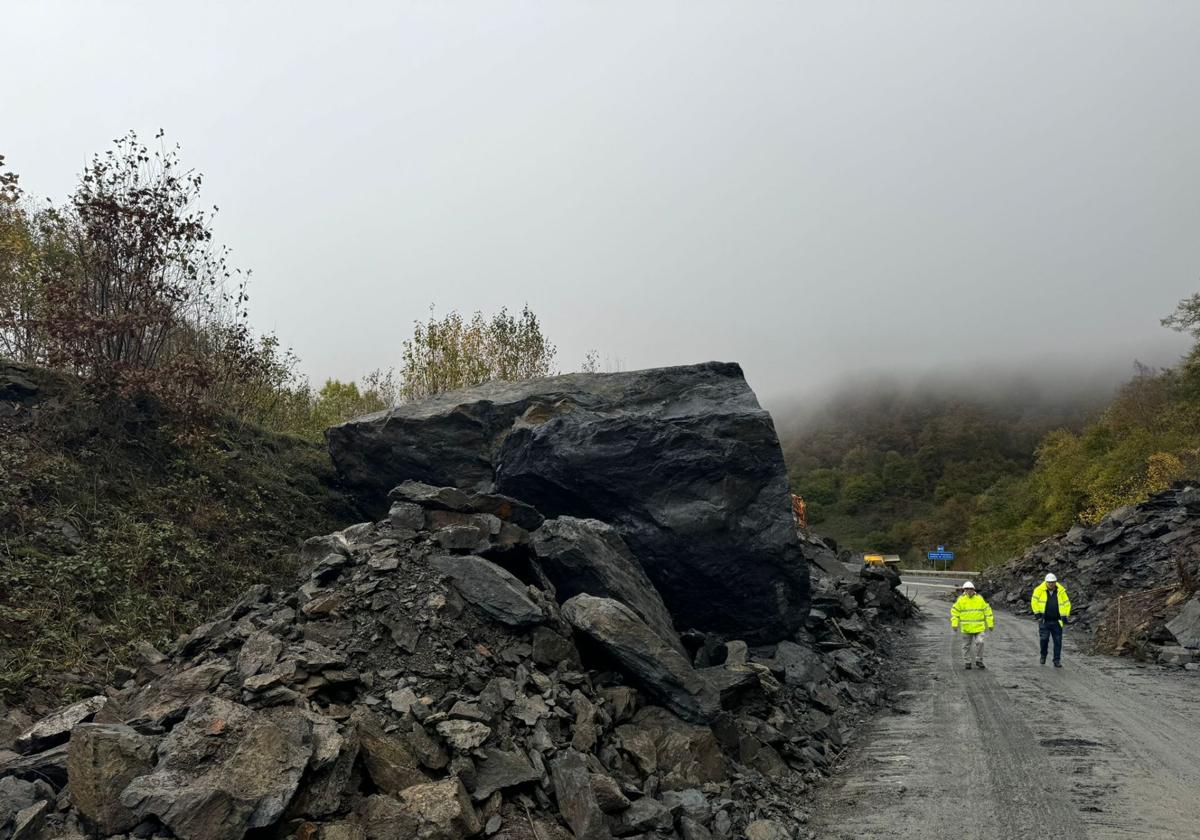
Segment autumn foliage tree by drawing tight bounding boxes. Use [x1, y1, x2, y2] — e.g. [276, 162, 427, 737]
[37, 132, 261, 407]
[4, 138, 564, 435]
[0, 155, 52, 363]
[1, 134, 295, 422]
[399, 306, 556, 401]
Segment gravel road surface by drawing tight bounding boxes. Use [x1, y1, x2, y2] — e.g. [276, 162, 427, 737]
[811, 591, 1200, 839]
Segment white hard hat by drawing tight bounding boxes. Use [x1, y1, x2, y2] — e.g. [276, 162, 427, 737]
[961, 581, 975, 589]
[1044, 573, 1057, 583]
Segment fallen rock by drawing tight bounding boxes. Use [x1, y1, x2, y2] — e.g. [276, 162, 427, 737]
[611, 796, 673, 835]
[616, 707, 727, 791]
[745, 819, 790, 840]
[660, 788, 712, 822]
[470, 748, 541, 800]
[0, 777, 41, 831]
[390, 481, 545, 531]
[121, 696, 313, 840]
[398, 778, 483, 839]
[772, 641, 827, 686]
[531, 516, 683, 652]
[430, 556, 544, 627]
[0, 744, 68, 786]
[550, 749, 613, 840]
[589, 773, 632, 813]
[1167, 595, 1200, 649]
[354, 709, 429, 795]
[436, 720, 491, 751]
[563, 594, 719, 723]
[14, 695, 106, 754]
[8, 799, 46, 839]
[328, 363, 810, 641]
[67, 723, 157, 835]
[699, 666, 761, 709]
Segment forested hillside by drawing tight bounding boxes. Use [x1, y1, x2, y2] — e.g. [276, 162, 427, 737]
[781, 377, 1102, 565]
[784, 298, 1200, 568]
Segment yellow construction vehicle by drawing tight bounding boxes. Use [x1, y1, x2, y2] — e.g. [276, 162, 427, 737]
[863, 553, 902, 568]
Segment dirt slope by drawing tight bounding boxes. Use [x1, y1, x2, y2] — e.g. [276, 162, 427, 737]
[811, 591, 1200, 839]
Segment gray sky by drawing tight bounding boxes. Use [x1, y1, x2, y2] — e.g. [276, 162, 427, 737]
[5, 1, 1199, 406]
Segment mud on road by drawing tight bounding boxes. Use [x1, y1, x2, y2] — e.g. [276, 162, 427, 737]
[811, 591, 1200, 840]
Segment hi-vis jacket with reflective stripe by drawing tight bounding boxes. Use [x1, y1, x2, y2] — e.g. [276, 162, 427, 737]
[1031, 582, 1072, 628]
[950, 594, 994, 635]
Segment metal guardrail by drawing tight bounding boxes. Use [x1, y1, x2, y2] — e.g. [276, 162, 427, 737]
[897, 568, 968, 577]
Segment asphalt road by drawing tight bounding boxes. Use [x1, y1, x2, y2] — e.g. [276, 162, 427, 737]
[810, 591, 1200, 839]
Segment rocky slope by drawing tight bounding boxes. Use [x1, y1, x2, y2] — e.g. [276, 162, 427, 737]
[0, 364, 913, 840]
[978, 484, 1200, 666]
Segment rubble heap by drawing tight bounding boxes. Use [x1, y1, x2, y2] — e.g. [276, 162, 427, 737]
[978, 485, 1200, 666]
[0, 364, 914, 840]
[1, 493, 911, 840]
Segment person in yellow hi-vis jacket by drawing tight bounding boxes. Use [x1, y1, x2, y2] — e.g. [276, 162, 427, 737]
[950, 581, 994, 670]
[1031, 573, 1072, 667]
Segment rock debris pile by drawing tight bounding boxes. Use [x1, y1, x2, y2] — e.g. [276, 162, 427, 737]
[0, 364, 912, 840]
[979, 485, 1200, 667]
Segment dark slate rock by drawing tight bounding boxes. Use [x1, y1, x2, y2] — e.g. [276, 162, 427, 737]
[121, 697, 313, 840]
[1167, 595, 1200, 649]
[328, 363, 809, 642]
[531, 516, 683, 653]
[772, 641, 827, 686]
[615, 707, 728, 790]
[611, 796, 674, 835]
[0, 777, 40, 827]
[0, 744, 69, 786]
[352, 709, 429, 795]
[14, 695, 106, 755]
[67, 723, 157, 835]
[562, 595, 719, 724]
[431, 555, 544, 627]
[698, 666, 761, 709]
[8, 798, 46, 839]
[589, 774, 632, 813]
[470, 748, 541, 800]
[550, 749, 613, 840]
[390, 480, 545, 531]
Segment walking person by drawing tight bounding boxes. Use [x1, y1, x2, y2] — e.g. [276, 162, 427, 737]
[1031, 573, 1071, 667]
[950, 581, 994, 670]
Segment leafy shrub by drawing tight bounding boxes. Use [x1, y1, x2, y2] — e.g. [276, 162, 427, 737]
[399, 305, 556, 401]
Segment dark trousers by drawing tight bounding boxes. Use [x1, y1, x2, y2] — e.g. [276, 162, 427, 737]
[1039, 619, 1063, 663]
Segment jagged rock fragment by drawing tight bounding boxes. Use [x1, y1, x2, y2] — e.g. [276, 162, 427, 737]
[14, 696, 106, 754]
[471, 748, 541, 800]
[563, 594, 719, 723]
[531, 517, 684, 653]
[550, 749, 613, 840]
[67, 723, 157, 835]
[121, 696, 313, 840]
[431, 556, 544, 627]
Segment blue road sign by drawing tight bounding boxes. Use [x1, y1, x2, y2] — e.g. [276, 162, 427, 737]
[927, 549, 955, 561]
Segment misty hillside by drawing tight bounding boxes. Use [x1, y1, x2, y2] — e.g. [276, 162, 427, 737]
[783, 323, 1200, 568]
[780, 374, 1111, 565]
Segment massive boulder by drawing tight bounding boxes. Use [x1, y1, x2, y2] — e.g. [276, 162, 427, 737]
[328, 362, 807, 641]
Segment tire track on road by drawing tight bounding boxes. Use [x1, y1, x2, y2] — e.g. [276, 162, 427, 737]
[811, 592, 1200, 840]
